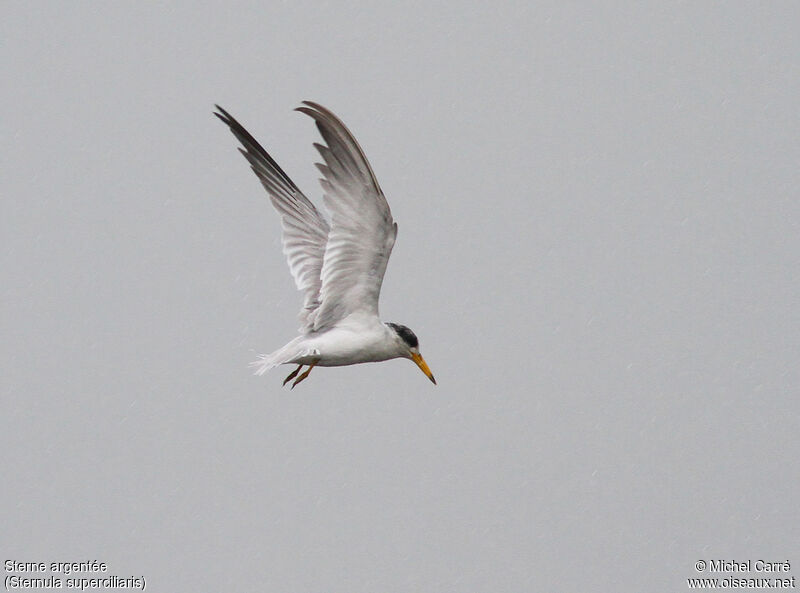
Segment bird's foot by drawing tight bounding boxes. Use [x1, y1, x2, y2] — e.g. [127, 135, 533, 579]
[282, 365, 303, 386]
[290, 361, 318, 389]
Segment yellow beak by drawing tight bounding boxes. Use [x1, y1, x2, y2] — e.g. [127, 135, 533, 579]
[410, 352, 436, 385]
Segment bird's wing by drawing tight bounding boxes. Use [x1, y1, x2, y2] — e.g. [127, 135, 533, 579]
[215, 105, 330, 332]
[295, 101, 397, 331]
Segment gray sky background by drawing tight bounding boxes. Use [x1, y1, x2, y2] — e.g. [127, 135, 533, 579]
[2, 2, 798, 591]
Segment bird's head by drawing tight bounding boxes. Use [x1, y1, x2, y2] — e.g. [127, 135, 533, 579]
[386, 323, 436, 385]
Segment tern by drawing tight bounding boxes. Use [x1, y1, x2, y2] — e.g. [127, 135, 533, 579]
[215, 102, 436, 388]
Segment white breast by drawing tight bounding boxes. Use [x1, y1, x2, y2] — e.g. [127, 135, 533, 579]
[303, 318, 403, 366]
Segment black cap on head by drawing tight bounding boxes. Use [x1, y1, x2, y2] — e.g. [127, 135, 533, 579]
[387, 323, 419, 349]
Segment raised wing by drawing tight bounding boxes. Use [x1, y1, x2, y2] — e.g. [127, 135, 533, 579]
[215, 105, 330, 332]
[295, 101, 397, 331]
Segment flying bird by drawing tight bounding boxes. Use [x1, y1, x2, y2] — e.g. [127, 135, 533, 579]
[215, 102, 436, 388]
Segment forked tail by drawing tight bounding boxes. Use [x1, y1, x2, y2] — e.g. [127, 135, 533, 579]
[249, 337, 306, 376]
[249, 353, 282, 376]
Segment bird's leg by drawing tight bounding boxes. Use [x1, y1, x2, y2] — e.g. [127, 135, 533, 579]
[282, 365, 303, 386]
[291, 360, 318, 389]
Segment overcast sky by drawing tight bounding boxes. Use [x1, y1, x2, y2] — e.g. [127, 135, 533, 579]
[2, 2, 798, 591]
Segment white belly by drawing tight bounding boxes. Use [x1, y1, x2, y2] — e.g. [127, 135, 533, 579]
[297, 322, 401, 367]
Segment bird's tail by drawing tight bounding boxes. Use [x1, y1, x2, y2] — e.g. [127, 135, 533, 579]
[249, 337, 305, 376]
[249, 353, 281, 376]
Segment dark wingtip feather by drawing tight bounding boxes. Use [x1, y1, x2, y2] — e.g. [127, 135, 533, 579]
[214, 104, 233, 121]
[295, 106, 316, 118]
